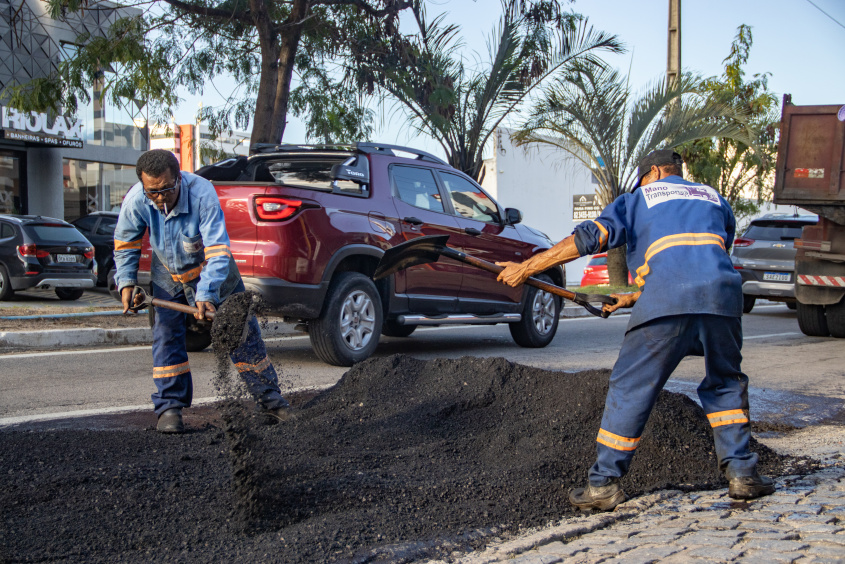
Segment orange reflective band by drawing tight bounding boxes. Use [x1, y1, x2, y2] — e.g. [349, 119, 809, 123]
[153, 361, 190, 379]
[707, 409, 749, 428]
[114, 239, 143, 251]
[596, 428, 640, 452]
[235, 357, 271, 374]
[592, 221, 609, 251]
[170, 264, 204, 283]
[634, 233, 726, 288]
[204, 245, 232, 261]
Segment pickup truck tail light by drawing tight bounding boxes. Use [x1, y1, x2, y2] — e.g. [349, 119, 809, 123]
[733, 237, 754, 248]
[255, 196, 303, 221]
[17, 244, 49, 258]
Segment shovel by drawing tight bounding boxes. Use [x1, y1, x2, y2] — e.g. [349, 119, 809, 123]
[373, 235, 617, 318]
[128, 285, 216, 320]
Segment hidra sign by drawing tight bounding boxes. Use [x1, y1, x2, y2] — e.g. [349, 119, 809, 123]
[0, 105, 84, 148]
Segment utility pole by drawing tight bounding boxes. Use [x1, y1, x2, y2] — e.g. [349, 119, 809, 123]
[667, 0, 681, 87]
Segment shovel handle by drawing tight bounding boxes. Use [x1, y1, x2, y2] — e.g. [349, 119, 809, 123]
[128, 286, 215, 320]
[440, 248, 617, 318]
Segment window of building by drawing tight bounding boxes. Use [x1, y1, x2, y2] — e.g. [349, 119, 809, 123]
[0, 151, 26, 215]
[63, 159, 137, 221]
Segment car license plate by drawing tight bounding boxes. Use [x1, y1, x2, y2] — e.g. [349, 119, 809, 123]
[763, 271, 790, 282]
[56, 254, 77, 263]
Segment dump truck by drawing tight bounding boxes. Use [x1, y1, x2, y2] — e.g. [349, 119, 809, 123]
[773, 94, 845, 337]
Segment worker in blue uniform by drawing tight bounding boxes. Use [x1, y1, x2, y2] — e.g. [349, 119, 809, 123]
[114, 149, 292, 433]
[496, 149, 775, 511]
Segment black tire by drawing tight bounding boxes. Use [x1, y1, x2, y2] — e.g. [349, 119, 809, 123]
[0, 265, 14, 301]
[381, 319, 416, 338]
[148, 304, 212, 352]
[509, 274, 561, 348]
[826, 300, 845, 338]
[55, 288, 84, 300]
[786, 300, 797, 310]
[796, 302, 829, 337]
[742, 295, 756, 314]
[310, 272, 383, 366]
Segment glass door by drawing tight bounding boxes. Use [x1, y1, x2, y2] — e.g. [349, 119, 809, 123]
[0, 150, 26, 215]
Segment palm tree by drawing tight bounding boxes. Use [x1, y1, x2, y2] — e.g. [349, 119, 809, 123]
[354, 1, 623, 182]
[513, 62, 757, 285]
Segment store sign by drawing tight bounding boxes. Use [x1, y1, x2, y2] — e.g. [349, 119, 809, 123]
[573, 193, 602, 220]
[0, 105, 84, 148]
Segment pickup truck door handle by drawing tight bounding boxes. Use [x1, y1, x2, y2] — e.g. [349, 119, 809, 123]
[403, 216, 424, 226]
[464, 227, 481, 236]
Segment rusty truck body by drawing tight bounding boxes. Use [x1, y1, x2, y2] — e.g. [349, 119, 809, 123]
[773, 95, 845, 337]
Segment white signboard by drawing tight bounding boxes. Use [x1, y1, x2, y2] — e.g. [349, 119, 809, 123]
[0, 105, 84, 148]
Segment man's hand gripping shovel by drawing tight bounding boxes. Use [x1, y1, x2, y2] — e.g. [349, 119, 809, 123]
[373, 235, 617, 318]
[126, 286, 217, 320]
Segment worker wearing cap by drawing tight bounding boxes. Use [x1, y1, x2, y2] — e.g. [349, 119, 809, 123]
[113, 149, 292, 433]
[497, 149, 774, 510]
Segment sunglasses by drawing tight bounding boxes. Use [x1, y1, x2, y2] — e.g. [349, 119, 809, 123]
[143, 175, 180, 198]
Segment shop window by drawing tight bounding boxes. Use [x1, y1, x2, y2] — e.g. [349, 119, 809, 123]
[63, 159, 137, 221]
[0, 152, 25, 215]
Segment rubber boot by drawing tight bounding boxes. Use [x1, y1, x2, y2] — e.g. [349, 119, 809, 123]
[156, 408, 184, 434]
[569, 480, 626, 511]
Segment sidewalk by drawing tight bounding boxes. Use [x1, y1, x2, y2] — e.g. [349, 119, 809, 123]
[431, 427, 845, 564]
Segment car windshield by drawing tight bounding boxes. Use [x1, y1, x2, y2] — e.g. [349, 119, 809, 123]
[24, 224, 87, 244]
[743, 222, 811, 241]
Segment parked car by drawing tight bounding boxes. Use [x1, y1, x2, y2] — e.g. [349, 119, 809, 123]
[71, 211, 119, 287]
[0, 214, 96, 301]
[131, 143, 565, 364]
[580, 253, 633, 287]
[730, 213, 818, 313]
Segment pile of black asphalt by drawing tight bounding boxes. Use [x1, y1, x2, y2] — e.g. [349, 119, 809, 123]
[0, 353, 808, 564]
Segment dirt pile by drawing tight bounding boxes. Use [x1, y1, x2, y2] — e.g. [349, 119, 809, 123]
[0, 355, 801, 563]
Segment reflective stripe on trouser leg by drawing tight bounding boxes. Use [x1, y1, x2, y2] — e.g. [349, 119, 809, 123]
[696, 315, 757, 479]
[151, 284, 193, 415]
[589, 315, 690, 486]
[230, 314, 289, 410]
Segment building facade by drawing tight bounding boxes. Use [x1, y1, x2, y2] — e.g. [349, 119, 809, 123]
[0, 0, 147, 221]
[149, 123, 250, 172]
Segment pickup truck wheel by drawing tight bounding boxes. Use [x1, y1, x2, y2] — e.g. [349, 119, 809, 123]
[796, 302, 829, 337]
[509, 274, 560, 348]
[825, 300, 845, 338]
[311, 272, 383, 366]
[742, 295, 755, 314]
[0, 265, 14, 301]
[381, 319, 416, 338]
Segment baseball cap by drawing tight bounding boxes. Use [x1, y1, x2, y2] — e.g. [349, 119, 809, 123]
[632, 149, 684, 189]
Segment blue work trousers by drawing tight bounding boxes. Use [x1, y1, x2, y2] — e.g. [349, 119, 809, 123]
[589, 314, 758, 486]
[151, 283, 289, 414]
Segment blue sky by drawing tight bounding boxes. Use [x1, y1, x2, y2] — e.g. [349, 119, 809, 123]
[175, 0, 845, 158]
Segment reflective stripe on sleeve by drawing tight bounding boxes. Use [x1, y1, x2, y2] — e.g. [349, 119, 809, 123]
[235, 357, 272, 374]
[204, 245, 232, 261]
[596, 428, 640, 451]
[153, 361, 190, 379]
[114, 239, 143, 251]
[634, 232, 726, 288]
[707, 409, 749, 428]
[592, 221, 609, 251]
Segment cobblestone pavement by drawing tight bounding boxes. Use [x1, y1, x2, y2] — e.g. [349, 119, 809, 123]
[431, 429, 845, 564]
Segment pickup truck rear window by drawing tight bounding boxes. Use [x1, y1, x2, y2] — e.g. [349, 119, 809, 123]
[251, 157, 362, 194]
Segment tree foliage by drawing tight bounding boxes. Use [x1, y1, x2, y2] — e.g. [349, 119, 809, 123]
[677, 24, 779, 224]
[352, 0, 623, 181]
[513, 63, 756, 285]
[1, 0, 411, 146]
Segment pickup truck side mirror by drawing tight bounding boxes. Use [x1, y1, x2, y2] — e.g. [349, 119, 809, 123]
[504, 208, 522, 225]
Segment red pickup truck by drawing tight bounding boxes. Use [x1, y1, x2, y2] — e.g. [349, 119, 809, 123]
[117, 143, 564, 365]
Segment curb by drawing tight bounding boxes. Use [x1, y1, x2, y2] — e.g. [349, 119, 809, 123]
[0, 307, 623, 350]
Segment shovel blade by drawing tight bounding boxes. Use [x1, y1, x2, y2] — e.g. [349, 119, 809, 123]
[373, 235, 451, 280]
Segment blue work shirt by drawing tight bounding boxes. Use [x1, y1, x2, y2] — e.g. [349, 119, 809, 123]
[573, 175, 742, 331]
[113, 171, 238, 305]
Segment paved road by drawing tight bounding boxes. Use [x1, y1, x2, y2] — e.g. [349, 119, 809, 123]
[1, 303, 842, 426]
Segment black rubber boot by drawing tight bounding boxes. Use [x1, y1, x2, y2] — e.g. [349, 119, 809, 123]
[156, 408, 184, 434]
[728, 474, 775, 500]
[264, 406, 295, 424]
[569, 480, 627, 511]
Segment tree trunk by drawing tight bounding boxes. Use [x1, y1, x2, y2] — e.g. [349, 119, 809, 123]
[606, 245, 630, 287]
